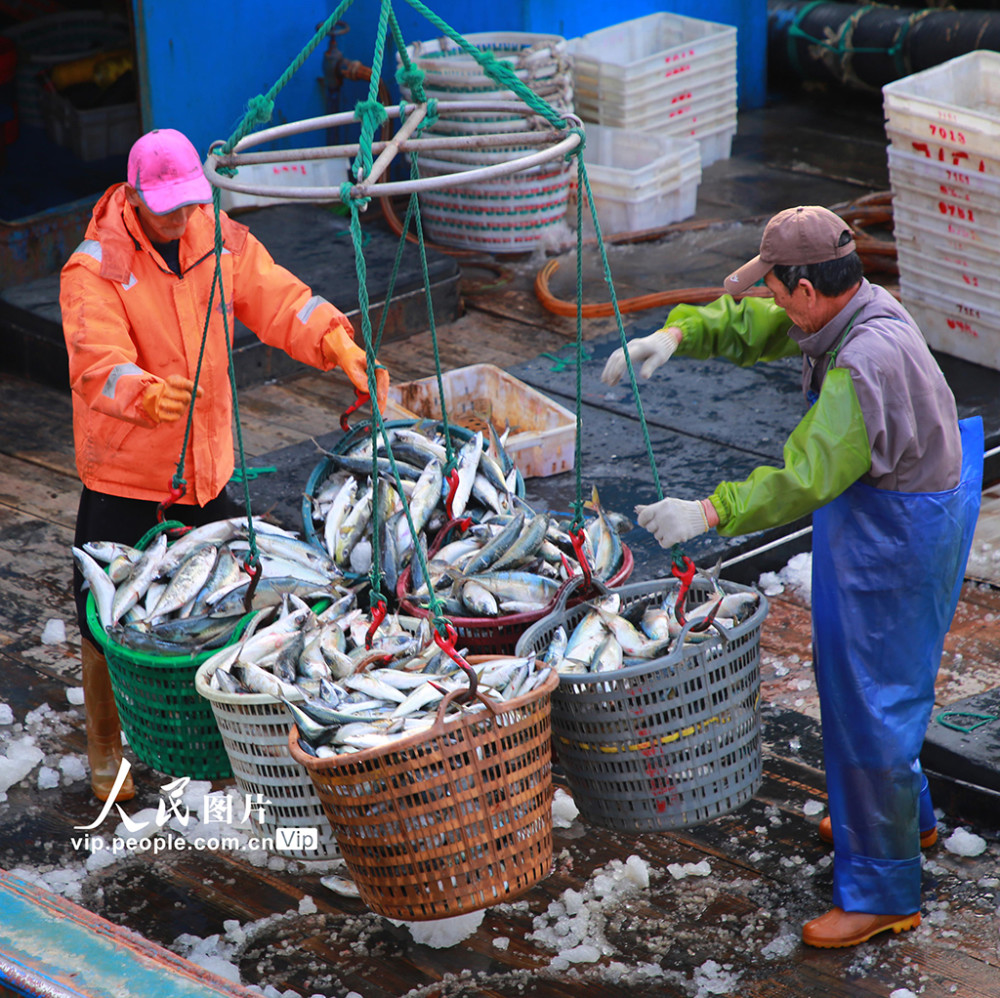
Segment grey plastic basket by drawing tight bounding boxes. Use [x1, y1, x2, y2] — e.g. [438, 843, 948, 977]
[515, 575, 768, 833]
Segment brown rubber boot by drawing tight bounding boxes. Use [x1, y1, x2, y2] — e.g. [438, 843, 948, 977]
[818, 816, 938, 849]
[802, 906, 921, 948]
[81, 637, 135, 802]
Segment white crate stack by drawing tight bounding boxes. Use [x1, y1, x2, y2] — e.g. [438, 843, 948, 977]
[884, 51, 1000, 370]
[568, 13, 738, 168]
[569, 124, 701, 234]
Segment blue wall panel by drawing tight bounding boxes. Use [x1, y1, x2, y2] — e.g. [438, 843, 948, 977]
[133, 0, 332, 157]
[131, 0, 765, 159]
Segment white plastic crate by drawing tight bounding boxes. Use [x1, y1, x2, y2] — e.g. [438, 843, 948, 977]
[573, 52, 737, 115]
[896, 239, 1000, 309]
[208, 157, 352, 212]
[896, 243, 998, 314]
[892, 196, 998, 259]
[568, 12, 737, 166]
[575, 89, 737, 167]
[884, 51, 1000, 176]
[569, 12, 736, 97]
[41, 85, 139, 161]
[889, 172, 1000, 238]
[899, 277, 1000, 370]
[569, 124, 701, 234]
[384, 363, 576, 478]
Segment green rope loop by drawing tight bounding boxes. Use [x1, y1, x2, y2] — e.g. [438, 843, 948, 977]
[395, 64, 426, 98]
[354, 98, 389, 127]
[339, 179, 370, 211]
[243, 94, 274, 128]
[566, 126, 585, 162]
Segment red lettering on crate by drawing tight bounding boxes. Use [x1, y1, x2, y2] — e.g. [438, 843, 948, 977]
[671, 92, 692, 105]
[929, 124, 967, 144]
[947, 318, 980, 337]
[939, 184, 971, 201]
[939, 202, 976, 222]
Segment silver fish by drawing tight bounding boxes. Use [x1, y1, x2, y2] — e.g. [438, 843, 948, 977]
[73, 546, 118, 630]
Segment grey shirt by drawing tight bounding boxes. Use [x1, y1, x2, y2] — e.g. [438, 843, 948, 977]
[791, 280, 961, 492]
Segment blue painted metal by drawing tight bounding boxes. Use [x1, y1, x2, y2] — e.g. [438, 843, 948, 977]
[0, 870, 260, 998]
[127, 0, 766, 162]
[0, 196, 96, 288]
[130, 0, 332, 157]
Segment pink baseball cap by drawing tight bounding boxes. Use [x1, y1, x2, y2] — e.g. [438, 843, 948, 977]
[127, 128, 212, 214]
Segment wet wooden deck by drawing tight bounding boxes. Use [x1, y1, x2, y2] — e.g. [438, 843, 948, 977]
[2, 91, 1000, 998]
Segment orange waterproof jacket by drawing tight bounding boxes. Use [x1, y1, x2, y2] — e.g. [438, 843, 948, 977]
[60, 184, 355, 504]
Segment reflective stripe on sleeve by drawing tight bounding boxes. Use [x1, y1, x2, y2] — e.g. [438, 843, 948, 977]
[102, 362, 144, 399]
[73, 239, 103, 263]
[296, 295, 331, 324]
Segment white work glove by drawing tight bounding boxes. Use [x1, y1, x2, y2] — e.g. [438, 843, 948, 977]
[635, 497, 709, 550]
[600, 328, 680, 386]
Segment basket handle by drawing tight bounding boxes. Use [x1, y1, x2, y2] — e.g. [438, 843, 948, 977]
[675, 615, 732, 646]
[429, 683, 500, 732]
[552, 571, 612, 613]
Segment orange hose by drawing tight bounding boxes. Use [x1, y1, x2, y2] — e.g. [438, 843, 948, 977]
[535, 192, 900, 318]
[533, 260, 774, 318]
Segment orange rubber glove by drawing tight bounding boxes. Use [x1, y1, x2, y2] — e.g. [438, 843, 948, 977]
[140, 374, 201, 424]
[321, 325, 390, 411]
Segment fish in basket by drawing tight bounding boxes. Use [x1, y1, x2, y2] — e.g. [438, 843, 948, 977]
[75, 516, 349, 781]
[515, 571, 769, 833]
[393, 488, 634, 657]
[284, 641, 560, 921]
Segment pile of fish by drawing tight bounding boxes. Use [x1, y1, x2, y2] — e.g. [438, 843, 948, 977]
[540, 582, 761, 675]
[73, 517, 347, 653]
[201, 592, 552, 757]
[310, 420, 632, 618]
[308, 421, 523, 586]
[403, 489, 629, 618]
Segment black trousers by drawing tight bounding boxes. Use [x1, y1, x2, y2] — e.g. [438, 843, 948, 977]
[73, 486, 242, 642]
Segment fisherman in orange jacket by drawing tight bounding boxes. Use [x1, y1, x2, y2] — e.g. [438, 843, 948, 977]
[61, 128, 390, 802]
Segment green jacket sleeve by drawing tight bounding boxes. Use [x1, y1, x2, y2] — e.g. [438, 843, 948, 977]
[708, 367, 872, 536]
[666, 295, 801, 366]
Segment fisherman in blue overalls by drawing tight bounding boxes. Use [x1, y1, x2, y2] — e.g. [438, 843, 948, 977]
[601, 205, 982, 948]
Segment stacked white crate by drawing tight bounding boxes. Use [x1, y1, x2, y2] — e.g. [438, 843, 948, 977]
[569, 124, 702, 234]
[568, 13, 738, 168]
[884, 51, 1000, 370]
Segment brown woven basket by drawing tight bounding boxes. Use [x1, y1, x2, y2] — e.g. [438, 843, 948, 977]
[288, 662, 558, 921]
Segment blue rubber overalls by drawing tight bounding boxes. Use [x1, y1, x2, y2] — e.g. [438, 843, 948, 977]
[810, 326, 982, 917]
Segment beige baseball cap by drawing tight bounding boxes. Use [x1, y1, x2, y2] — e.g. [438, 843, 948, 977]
[723, 205, 856, 296]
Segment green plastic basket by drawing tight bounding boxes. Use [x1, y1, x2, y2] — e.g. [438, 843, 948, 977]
[84, 521, 249, 780]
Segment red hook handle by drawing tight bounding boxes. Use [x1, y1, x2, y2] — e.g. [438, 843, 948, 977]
[340, 388, 370, 432]
[365, 598, 387, 650]
[671, 555, 697, 625]
[569, 527, 593, 592]
[242, 557, 263, 614]
[156, 482, 187, 523]
[433, 621, 478, 701]
[444, 467, 461, 522]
